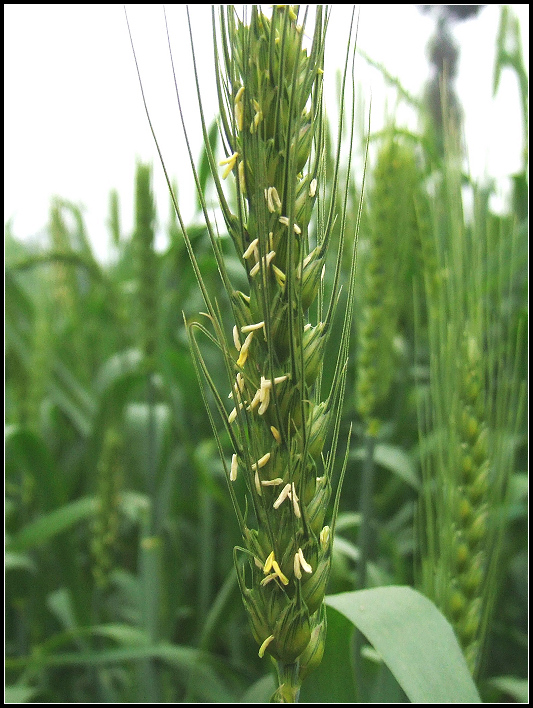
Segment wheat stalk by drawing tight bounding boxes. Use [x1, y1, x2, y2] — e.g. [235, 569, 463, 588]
[128, 5, 361, 701]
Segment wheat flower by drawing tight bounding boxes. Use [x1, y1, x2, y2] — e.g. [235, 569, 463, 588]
[128, 4, 360, 701]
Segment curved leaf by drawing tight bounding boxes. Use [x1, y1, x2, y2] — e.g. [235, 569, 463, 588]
[92, 624, 150, 647]
[326, 586, 481, 703]
[8, 497, 98, 552]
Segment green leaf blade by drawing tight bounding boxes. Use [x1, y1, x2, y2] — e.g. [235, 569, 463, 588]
[326, 586, 481, 703]
[9, 497, 98, 553]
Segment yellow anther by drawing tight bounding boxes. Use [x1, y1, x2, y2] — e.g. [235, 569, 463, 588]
[229, 375, 244, 403]
[238, 160, 246, 193]
[257, 389, 270, 415]
[272, 560, 289, 585]
[279, 216, 301, 234]
[241, 321, 265, 333]
[250, 251, 276, 277]
[235, 102, 243, 131]
[230, 453, 238, 481]
[248, 388, 261, 411]
[251, 452, 271, 471]
[258, 634, 275, 658]
[235, 86, 245, 131]
[294, 547, 313, 580]
[258, 395, 269, 416]
[243, 238, 259, 260]
[270, 425, 281, 443]
[266, 186, 282, 213]
[302, 251, 314, 269]
[294, 552, 302, 580]
[273, 483, 292, 509]
[261, 477, 284, 486]
[233, 325, 241, 351]
[320, 525, 330, 550]
[263, 551, 275, 573]
[291, 482, 301, 518]
[237, 331, 254, 367]
[219, 151, 238, 179]
[254, 470, 262, 496]
[261, 551, 288, 585]
[272, 265, 286, 287]
[235, 372, 245, 393]
[251, 99, 263, 132]
[260, 573, 277, 586]
[258, 378, 271, 415]
[298, 547, 313, 574]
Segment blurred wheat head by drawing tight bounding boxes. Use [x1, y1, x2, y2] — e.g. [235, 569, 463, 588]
[417, 114, 526, 677]
[356, 136, 426, 436]
[128, 4, 360, 700]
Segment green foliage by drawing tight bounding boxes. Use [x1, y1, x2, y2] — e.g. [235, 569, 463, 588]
[327, 588, 481, 702]
[5, 4, 527, 703]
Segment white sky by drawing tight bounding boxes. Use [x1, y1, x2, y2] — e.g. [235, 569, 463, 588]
[4, 4, 529, 263]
